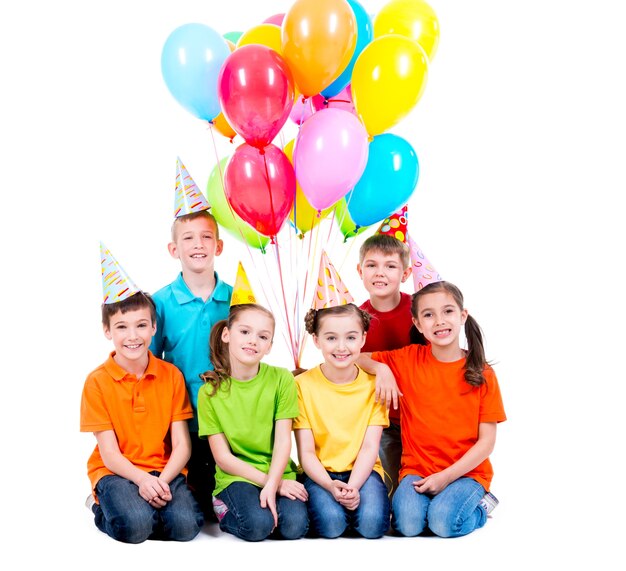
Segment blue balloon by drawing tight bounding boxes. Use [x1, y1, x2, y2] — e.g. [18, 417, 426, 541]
[321, 0, 372, 98]
[346, 134, 419, 227]
[161, 23, 230, 122]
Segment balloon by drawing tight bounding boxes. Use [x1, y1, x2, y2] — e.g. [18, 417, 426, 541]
[263, 13, 285, 26]
[374, 0, 440, 61]
[284, 140, 333, 234]
[352, 34, 428, 136]
[223, 30, 243, 44]
[161, 23, 230, 122]
[313, 85, 356, 115]
[293, 108, 369, 211]
[334, 197, 370, 240]
[282, 0, 357, 96]
[206, 157, 269, 252]
[346, 133, 419, 227]
[210, 112, 237, 142]
[224, 143, 296, 237]
[289, 92, 318, 125]
[322, 0, 373, 98]
[237, 23, 282, 55]
[218, 45, 294, 149]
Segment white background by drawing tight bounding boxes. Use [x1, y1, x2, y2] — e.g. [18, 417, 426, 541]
[1, 0, 624, 568]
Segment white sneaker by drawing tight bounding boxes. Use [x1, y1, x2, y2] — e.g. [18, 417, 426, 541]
[479, 491, 499, 515]
[85, 494, 96, 512]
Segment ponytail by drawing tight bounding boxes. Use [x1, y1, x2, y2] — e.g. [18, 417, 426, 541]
[463, 314, 487, 387]
[199, 319, 232, 397]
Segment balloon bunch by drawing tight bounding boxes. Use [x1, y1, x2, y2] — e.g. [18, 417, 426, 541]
[160, 0, 440, 366]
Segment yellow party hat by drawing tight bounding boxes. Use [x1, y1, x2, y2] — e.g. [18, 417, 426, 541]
[312, 250, 354, 309]
[230, 261, 257, 306]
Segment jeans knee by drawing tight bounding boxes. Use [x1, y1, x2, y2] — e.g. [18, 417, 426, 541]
[312, 510, 347, 539]
[391, 509, 425, 537]
[279, 507, 309, 539]
[109, 512, 154, 544]
[165, 512, 203, 541]
[237, 510, 274, 542]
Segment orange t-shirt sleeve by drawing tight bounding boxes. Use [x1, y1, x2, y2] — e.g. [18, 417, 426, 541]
[479, 367, 507, 424]
[80, 376, 114, 433]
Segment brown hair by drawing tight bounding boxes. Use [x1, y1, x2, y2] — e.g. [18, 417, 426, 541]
[359, 234, 410, 269]
[200, 303, 275, 396]
[171, 210, 220, 241]
[411, 281, 488, 387]
[304, 303, 371, 336]
[101, 292, 156, 328]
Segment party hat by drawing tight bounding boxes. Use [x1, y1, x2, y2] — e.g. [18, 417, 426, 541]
[230, 261, 257, 306]
[407, 234, 442, 291]
[375, 205, 408, 243]
[100, 242, 141, 304]
[174, 157, 211, 218]
[312, 251, 354, 309]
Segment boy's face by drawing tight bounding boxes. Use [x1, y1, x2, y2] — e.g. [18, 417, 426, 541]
[357, 250, 411, 302]
[168, 216, 223, 274]
[103, 307, 156, 366]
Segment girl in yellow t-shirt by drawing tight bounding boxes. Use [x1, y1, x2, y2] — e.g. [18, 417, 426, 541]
[294, 303, 390, 539]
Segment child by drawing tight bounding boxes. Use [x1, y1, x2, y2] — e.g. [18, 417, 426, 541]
[357, 210, 427, 495]
[294, 252, 390, 539]
[197, 274, 309, 542]
[359, 280, 507, 537]
[150, 158, 233, 518]
[81, 244, 203, 543]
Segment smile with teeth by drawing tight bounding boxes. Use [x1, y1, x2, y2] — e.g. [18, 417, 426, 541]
[332, 353, 351, 360]
[434, 329, 451, 337]
[190, 253, 206, 258]
[125, 343, 142, 349]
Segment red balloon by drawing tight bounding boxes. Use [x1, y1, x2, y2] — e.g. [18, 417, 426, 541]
[218, 45, 295, 149]
[224, 143, 296, 237]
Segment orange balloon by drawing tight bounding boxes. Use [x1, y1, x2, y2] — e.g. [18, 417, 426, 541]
[282, 0, 357, 96]
[211, 112, 237, 141]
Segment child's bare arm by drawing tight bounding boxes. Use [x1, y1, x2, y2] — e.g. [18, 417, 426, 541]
[357, 353, 403, 411]
[160, 420, 191, 483]
[208, 433, 268, 486]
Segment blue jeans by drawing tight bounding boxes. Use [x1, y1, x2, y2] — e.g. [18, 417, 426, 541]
[392, 475, 487, 537]
[215, 481, 309, 542]
[379, 422, 402, 497]
[303, 471, 390, 539]
[93, 472, 204, 543]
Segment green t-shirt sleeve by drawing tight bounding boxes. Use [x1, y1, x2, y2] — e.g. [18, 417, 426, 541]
[197, 383, 223, 438]
[274, 368, 299, 421]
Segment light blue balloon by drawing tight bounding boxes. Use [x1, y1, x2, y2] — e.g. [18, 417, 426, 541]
[161, 23, 230, 121]
[321, 0, 372, 98]
[346, 134, 419, 227]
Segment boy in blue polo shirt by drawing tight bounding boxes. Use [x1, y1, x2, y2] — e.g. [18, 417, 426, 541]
[150, 158, 233, 519]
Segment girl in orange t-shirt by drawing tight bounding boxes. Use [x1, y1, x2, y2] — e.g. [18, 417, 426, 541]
[359, 281, 506, 538]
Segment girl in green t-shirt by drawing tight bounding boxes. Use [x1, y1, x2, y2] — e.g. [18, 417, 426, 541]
[197, 303, 309, 541]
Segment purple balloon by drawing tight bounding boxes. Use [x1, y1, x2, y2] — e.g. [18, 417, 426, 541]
[293, 108, 369, 211]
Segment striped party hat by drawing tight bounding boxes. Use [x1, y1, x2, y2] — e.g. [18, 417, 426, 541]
[408, 234, 442, 291]
[174, 157, 211, 218]
[100, 242, 141, 304]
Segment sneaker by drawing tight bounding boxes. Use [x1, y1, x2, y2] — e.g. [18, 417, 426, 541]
[479, 491, 499, 515]
[85, 494, 96, 512]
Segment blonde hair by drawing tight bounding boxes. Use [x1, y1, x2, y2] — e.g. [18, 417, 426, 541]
[171, 210, 220, 241]
[359, 234, 410, 269]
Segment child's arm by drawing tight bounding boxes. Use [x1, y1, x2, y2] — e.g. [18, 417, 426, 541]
[357, 352, 403, 411]
[159, 420, 192, 483]
[295, 428, 352, 503]
[208, 433, 269, 486]
[95, 430, 171, 507]
[413, 422, 497, 495]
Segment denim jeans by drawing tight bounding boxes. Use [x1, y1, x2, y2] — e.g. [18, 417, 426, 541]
[379, 422, 402, 497]
[303, 471, 390, 539]
[215, 481, 309, 542]
[93, 472, 204, 543]
[392, 475, 487, 537]
[187, 431, 217, 521]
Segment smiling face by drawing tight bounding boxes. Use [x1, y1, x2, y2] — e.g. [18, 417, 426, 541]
[313, 313, 366, 376]
[412, 290, 468, 352]
[103, 306, 156, 372]
[168, 214, 223, 275]
[222, 308, 274, 373]
[358, 250, 411, 304]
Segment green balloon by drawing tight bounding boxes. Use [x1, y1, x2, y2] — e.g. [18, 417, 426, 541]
[334, 198, 370, 242]
[207, 157, 269, 253]
[223, 30, 243, 44]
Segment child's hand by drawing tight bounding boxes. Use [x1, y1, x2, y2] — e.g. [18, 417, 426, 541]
[328, 479, 351, 503]
[279, 479, 308, 502]
[338, 487, 360, 511]
[413, 471, 452, 496]
[260, 483, 278, 530]
[374, 364, 403, 411]
[137, 473, 171, 508]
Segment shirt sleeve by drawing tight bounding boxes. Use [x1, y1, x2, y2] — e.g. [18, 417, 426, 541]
[275, 368, 299, 420]
[170, 367, 193, 422]
[197, 384, 222, 438]
[479, 367, 507, 423]
[80, 375, 113, 433]
[293, 377, 311, 429]
[369, 398, 389, 428]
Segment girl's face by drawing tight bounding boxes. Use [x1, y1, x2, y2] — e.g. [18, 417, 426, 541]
[413, 290, 467, 349]
[222, 309, 274, 367]
[313, 313, 366, 370]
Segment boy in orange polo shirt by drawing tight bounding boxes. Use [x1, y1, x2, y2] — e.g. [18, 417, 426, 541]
[80, 244, 203, 543]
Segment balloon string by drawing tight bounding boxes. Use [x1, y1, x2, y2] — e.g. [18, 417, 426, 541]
[272, 236, 298, 368]
[262, 152, 279, 247]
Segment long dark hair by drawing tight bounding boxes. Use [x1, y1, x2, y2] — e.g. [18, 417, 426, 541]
[411, 281, 488, 387]
[200, 303, 275, 396]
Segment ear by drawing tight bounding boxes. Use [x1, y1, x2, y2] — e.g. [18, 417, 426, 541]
[356, 263, 363, 279]
[461, 308, 469, 326]
[411, 316, 423, 333]
[312, 334, 321, 350]
[167, 241, 179, 259]
[150, 321, 157, 337]
[103, 324, 112, 340]
[221, 326, 230, 344]
[359, 331, 367, 350]
[401, 266, 412, 283]
[215, 238, 224, 257]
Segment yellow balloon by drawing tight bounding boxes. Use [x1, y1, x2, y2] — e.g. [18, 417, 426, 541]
[211, 112, 237, 141]
[282, 0, 357, 96]
[374, 0, 440, 61]
[352, 34, 428, 136]
[237, 23, 282, 54]
[284, 140, 333, 234]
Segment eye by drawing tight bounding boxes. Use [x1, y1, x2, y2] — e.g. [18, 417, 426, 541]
[326, 335, 336, 341]
[260, 334, 269, 341]
[423, 312, 433, 318]
[348, 335, 357, 341]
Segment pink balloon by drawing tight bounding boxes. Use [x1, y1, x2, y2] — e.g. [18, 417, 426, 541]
[294, 108, 369, 211]
[289, 94, 318, 125]
[263, 13, 285, 26]
[224, 143, 295, 237]
[218, 45, 294, 149]
[312, 85, 355, 115]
